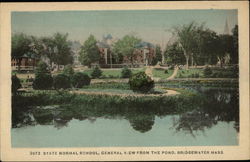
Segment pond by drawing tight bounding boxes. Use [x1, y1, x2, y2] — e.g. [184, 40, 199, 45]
[11, 87, 239, 147]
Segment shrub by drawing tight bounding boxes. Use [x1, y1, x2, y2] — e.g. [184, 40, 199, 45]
[128, 72, 154, 93]
[91, 66, 102, 79]
[12, 75, 21, 95]
[121, 67, 132, 78]
[63, 65, 74, 77]
[53, 74, 71, 89]
[203, 66, 212, 77]
[35, 61, 50, 75]
[71, 72, 91, 88]
[33, 74, 53, 90]
[164, 70, 168, 74]
[33, 62, 53, 90]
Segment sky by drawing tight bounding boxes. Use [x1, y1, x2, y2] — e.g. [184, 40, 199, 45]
[12, 9, 238, 47]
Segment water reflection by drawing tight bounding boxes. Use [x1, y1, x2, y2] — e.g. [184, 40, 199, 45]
[12, 88, 239, 135]
[172, 88, 239, 137]
[126, 114, 155, 133]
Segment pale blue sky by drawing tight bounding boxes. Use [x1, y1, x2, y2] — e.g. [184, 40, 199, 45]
[12, 10, 237, 46]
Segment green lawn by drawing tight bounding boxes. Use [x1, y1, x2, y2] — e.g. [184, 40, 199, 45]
[83, 68, 145, 78]
[152, 69, 174, 79]
[176, 68, 204, 78]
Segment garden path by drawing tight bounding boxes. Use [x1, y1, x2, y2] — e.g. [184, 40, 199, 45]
[70, 88, 180, 97]
[167, 66, 179, 80]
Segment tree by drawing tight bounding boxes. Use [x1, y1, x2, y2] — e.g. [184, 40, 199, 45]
[129, 72, 154, 93]
[112, 35, 141, 64]
[217, 34, 234, 67]
[63, 64, 74, 77]
[194, 29, 219, 65]
[12, 75, 21, 95]
[71, 72, 91, 88]
[173, 22, 202, 69]
[121, 67, 132, 78]
[164, 42, 185, 65]
[231, 25, 238, 64]
[53, 33, 73, 68]
[11, 33, 32, 71]
[33, 61, 53, 90]
[91, 66, 103, 79]
[53, 74, 71, 89]
[79, 35, 100, 67]
[152, 45, 162, 65]
[39, 36, 57, 68]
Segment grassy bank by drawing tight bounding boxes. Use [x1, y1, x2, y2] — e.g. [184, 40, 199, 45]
[152, 69, 174, 79]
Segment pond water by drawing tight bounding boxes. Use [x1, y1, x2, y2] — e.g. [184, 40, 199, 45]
[11, 87, 239, 147]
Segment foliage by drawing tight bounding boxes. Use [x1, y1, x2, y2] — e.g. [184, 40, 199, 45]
[121, 67, 132, 78]
[12, 75, 22, 95]
[53, 33, 73, 66]
[129, 72, 154, 93]
[79, 35, 100, 67]
[71, 72, 91, 88]
[33, 61, 53, 90]
[39, 36, 56, 67]
[152, 45, 162, 65]
[91, 66, 103, 79]
[11, 33, 33, 71]
[33, 74, 53, 90]
[176, 69, 204, 78]
[203, 66, 213, 77]
[63, 64, 74, 77]
[35, 61, 50, 75]
[173, 22, 202, 68]
[231, 25, 238, 64]
[112, 35, 141, 63]
[53, 74, 71, 89]
[152, 69, 173, 79]
[165, 42, 185, 65]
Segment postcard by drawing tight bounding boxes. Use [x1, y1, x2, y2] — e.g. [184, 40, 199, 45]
[0, 1, 249, 161]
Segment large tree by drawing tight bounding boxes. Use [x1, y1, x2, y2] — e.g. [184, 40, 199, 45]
[173, 22, 203, 69]
[231, 25, 238, 64]
[53, 33, 73, 68]
[164, 42, 185, 65]
[11, 33, 32, 71]
[152, 45, 162, 65]
[194, 29, 219, 65]
[79, 35, 100, 67]
[39, 36, 57, 68]
[112, 35, 141, 64]
[217, 34, 234, 67]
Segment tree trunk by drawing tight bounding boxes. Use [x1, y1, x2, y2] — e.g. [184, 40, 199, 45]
[183, 50, 189, 69]
[191, 55, 194, 67]
[218, 57, 223, 68]
[186, 56, 189, 69]
[17, 58, 21, 72]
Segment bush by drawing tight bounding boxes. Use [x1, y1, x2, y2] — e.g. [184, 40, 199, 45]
[71, 72, 91, 88]
[121, 67, 132, 78]
[128, 72, 154, 93]
[12, 75, 21, 95]
[203, 66, 212, 77]
[91, 66, 102, 79]
[164, 70, 168, 74]
[35, 61, 50, 75]
[53, 74, 71, 89]
[33, 62, 53, 90]
[63, 65, 74, 77]
[33, 74, 53, 90]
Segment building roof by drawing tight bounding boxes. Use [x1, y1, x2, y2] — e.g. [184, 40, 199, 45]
[21, 52, 39, 59]
[103, 34, 113, 40]
[135, 41, 154, 49]
[97, 41, 110, 48]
